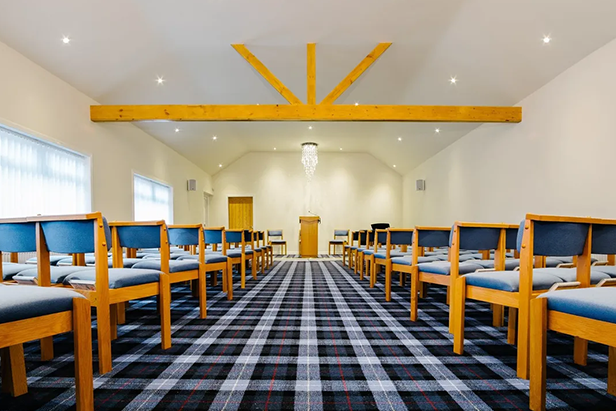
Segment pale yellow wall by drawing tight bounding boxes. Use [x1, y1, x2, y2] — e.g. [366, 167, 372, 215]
[211, 152, 402, 253]
[403, 37, 616, 226]
[0, 41, 212, 223]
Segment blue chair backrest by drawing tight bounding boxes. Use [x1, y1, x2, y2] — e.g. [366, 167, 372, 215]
[376, 231, 388, 245]
[269, 230, 282, 237]
[226, 231, 243, 243]
[168, 227, 199, 246]
[204, 228, 223, 245]
[243, 230, 252, 242]
[117, 225, 161, 249]
[418, 230, 449, 248]
[41, 218, 112, 253]
[389, 230, 413, 245]
[0, 222, 37, 253]
[256, 231, 264, 241]
[334, 230, 348, 237]
[505, 227, 518, 250]
[516, 220, 590, 256]
[454, 226, 502, 251]
[591, 224, 616, 255]
[352, 231, 360, 241]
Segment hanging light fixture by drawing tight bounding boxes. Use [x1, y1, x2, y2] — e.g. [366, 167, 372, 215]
[301, 142, 318, 180]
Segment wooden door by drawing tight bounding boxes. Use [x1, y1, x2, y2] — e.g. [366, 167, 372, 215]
[228, 197, 253, 229]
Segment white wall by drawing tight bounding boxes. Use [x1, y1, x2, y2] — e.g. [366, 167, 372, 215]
[212, 152, 402, 253]
[403, 38, 616, 227]
[0, 41, 212, 223]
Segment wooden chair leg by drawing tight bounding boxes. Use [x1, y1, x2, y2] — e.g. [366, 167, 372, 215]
[40, 336, 54, 361]
[385, 262, 392, 301]
[117, 302, 126, 325]
[226, 261, 233, 301]
[452, 277, 466, 355]
[241, 258, 246, 289]
[419, 283, 427, 299]
[508, 307, 518, 345]
[110, 304, 118, 341]
[198, 267, 207, 319]
[529, 298, 548, 411]
[410, 270, 419, 322]
[72, 298, 94, 411]
[1, 345, 28, 397]
[609, 346, 616, 396]
[573, 337, 588, 366]
[159, 274, 172, 350]
[251, 255, 257, 280]
[400, 271, 405, 287]
[96, 303, 113, 374]
[493, 304, 505, 328]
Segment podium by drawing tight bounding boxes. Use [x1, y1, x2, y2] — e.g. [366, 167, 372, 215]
[299, 216, 320, 258]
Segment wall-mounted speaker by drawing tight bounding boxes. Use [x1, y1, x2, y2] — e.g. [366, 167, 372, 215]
[415, 179, 425, 191]
[187, 179, 197, 191]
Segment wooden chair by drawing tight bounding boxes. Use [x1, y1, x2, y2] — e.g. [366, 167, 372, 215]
[224, 229, 255, 289]
[0, 218, 39, 283]
[0, 284, 93, 410]
[201, 227, 234, 300]
[452, 215, 599, 380]
[361, 229, 387, 284]
[375, 228, 413, 300]
[328, 230, 349, 255]
[267, 229, 287, 255]
[251, 231, 267, 274]
[355, 231, 374, 276]
[343, 231, 360, 267]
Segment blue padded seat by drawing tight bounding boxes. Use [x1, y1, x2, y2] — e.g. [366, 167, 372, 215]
[132, 259, 200, 273]
[177, 253, 225, 262]
[14, 266, 95, 285]
[459, 254, 479, 262]
[533, 268, 610, 285]
[538, 288, 616, 324]
[226, 249, 254, 258]
[435, 255, 450, 261]
[2, 263, 34, 280]
[471, 260, 494, 269]
[141, 252, 190, 260]
[467, 253, 484, 260]
[373, 250, 406, 259]
[109, 258, 143, 268]
[545, 257, 572, 267]
[64, 268, 162, 289]
[464, 270, 564, 292]
[269, 240, 286, 244]
[418, 261, 484, 276]
[57, 257, 78, 266]
[469, 259, 520, 271]
[592, 266, 616, 278]
[330, 239, 345, 244]
[0, 284, 85, 324]
[26, 255, 69, 266]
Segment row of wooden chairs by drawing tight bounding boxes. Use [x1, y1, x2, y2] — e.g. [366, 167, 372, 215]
[343, 215, 616, 410]
[0, 213, 275, 409]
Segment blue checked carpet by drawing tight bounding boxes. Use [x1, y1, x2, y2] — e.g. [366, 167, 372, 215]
[2, 260, 616, 410]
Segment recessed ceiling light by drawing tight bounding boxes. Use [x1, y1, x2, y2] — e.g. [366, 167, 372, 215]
[393, 165, 397, 168]
[156, 76, 165, 85]
[175, 128, 180, 133]
[543, 35, 551, 44]
[256, 103, 260, 105]
[354, 102, 359, 106]
[274, 147, 277, 150]
[218, 164, 222, 168]
[435, 128, 440, 133]
[308, 126, 313, 130]
[397, 137, 402, 141]
[212, 136, 217, 140]
[62, 36, 70, 44]
[449, 76, 458, 85]
[339, 148, 343, 151]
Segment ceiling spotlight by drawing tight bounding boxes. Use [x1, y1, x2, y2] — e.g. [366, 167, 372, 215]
[449, 76, 458, 85]
[274, 147, 277, 150]
[212, 136, 217, 140]
[393, 165, 397, 168]
[175, 128, 180, 133]
[156, 76, 165, 85]
[339, 148, 343, 151]
[354, 102, 359, 106]
[308, 126, 313, 130]
[218, 164, 222, 168]
[62, 36, 71, 44]
[543, 35, 551, 44]
[398, 137, 402, 141]
[435, 128, 440, 133]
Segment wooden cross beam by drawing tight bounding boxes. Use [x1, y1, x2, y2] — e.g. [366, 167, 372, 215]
[90, 43, 522, 123]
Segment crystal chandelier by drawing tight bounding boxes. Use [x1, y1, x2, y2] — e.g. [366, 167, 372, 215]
[301, 142, 318, 180]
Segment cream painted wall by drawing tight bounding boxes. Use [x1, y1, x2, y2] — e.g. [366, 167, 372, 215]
[0, 41, 212, 223]
[212, 152, 402, 253]
[403, 38, 616, 227]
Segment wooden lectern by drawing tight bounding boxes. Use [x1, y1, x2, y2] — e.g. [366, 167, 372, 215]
[299, 216, 320, 258]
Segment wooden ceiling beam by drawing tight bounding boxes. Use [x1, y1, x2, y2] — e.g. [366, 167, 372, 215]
[231, 44, 303, 105]
[90, 104, 521, 123]
[320, 42, 392, 105]
[307, 43, 316, 105]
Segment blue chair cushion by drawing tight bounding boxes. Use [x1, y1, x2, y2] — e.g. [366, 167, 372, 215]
[592, 266, 616, 278]
[269, 240, 286, 244]
[57, 257, 79, 266]
[374, 250, 405, 259]
[14, 266, 96, 285]
[64, 268, 162, 289]
[538, 288, 616, 324]
[26, 255, 69, 266]
[132, 259, 200, 273]
[466, 259, 520, 271]
[471, 260, 495, 269]
[2, 263, 33, 280]
[111, 258, 143, 268]
[418, 261, 484, 276]
[435, 255, 450, 261]
[534, 268, 610, 285]
[459, 254, 479, 262]
[363, 250, 375, 256]
[330, 240, 345, 244]
[545, 257, 572, 267]
[227, 250, 254, 258]
[205, 254, 228, 264]
[464, 270, 564, 292]
[0, 284, 85, 324]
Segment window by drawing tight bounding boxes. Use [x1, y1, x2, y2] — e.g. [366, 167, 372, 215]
[0, 124, 91, 217]
[133, 174, 173, 223]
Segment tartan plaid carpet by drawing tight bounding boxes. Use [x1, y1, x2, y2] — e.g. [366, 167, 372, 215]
[2, 260, 616, 410]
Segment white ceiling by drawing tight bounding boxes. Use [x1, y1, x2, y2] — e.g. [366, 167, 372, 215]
[1, 0, 616, 175]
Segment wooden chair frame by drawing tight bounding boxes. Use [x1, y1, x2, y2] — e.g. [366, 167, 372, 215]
[355, 231, 373, 277]
[328, 230, 349, 255]
[224, 229, 256, 289]
[267, 230, 287, 255]
[203, 227, 233, 300]
[343, 231, 359, 267]
[364, 229, 387, 285]
[0, 295, 93, 410]
[452, 215, 594, 380]
[376, 228, 413, 300]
